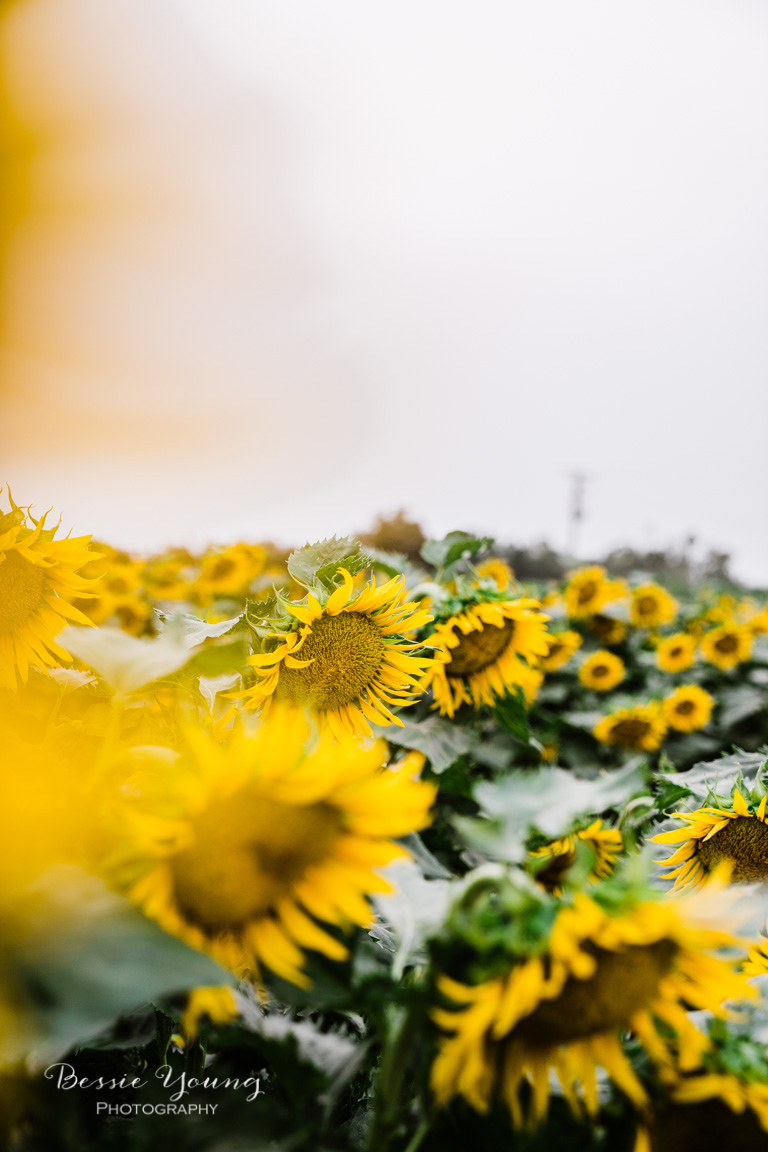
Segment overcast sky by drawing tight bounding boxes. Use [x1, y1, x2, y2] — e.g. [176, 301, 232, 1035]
[2, 0, 767, 580]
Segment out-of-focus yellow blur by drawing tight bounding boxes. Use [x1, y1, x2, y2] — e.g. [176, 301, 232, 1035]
[0, 0, 354, 545]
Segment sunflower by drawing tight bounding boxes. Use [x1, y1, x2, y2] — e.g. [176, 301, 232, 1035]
[640, 1014, 768, 1150]
[593, 704, 667, 752]
[197, 543, 267, 601]
[539, 630, 582, 673]
[749, 604, 768, 636]
[515, 663, 544, 707]
[142, 549, 195, 602]
[421, 596, 550, 718]
[234, 568, 433, 739]
[528, 820, 623, 892]
[629, 584, 678, 629]
[662, 685, 714, 733]
[430, 887, 751, 1127]
[591, 614, 628, 646]
[0, 494, 95, 690]
[181, 986, 239, 1040]
[122, 708, 436, 985]
[656, 633, 697, 674]
[564, 567, 625, 620]
[474, 558, 513, 590]
[654, 788, 768, 889]
[578, 650, 625, 692]
[656, 1075, 768, 1147]
[700, 624, 752, 671]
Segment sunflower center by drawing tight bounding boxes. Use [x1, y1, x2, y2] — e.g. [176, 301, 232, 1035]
[674, 700, 695, 716]
[698, 815, 768, 882]
[0, 550, 46, 631]
[715, 634, 738, 654]
[535, 849, 576, 892]
[609, 719, 650, 746]
[275, 612, 386, 711]
[592, 665, 609, 679]
[669, 647, 683, 659]
[171, 791, 343, 931]
[209, 558, 235, 581]
[637, 596, 657, 616]
[445, 618, 514, 677]
[515, 939, 677, 1045]
[577, 582, 597, 607]
[655, 1098, 767, 1152]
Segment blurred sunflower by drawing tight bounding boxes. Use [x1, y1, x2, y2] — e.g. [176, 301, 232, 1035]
[657, 633, 697, 674]
[656, 1075, 768, 1148]
[701, 624, 752, 671]
[474, 558, 513, 590]
[654, 787, 768, 889]
[749, 604, 768, 636]
[529, 820, 623, 892]
[235, 568, 433, 739]
[578, 650, 625, 692]
[629, 584, 678, 629]
[181, 986, 239, 1041]
[662, 685, 714, 733]
[515, 663, 544, 707]
[593, 704, 667, 752]
[431, 887, 750, 1127]
[564, 567, 625, 620]
[0, 494, 95, 689]
[197, 543, 267, 601]
[591, 614, 627, 646]
[539, 630, 582, 673]
[421, 595, 550, 718]
[123, 708, 436, 985]
[143, 551, 195, 602]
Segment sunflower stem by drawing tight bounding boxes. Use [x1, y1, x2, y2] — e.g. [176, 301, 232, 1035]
[184, 1036, 206, 1078]
[402, 1119, 431, 1152]
[153, 1007, 174, 1067]
[367, 1007, 419, 1152]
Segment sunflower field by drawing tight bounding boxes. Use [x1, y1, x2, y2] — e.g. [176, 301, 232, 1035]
[5, 493, 768, 1151]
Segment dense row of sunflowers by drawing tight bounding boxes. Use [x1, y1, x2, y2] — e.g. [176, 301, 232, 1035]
[3, 493, 768, 1150]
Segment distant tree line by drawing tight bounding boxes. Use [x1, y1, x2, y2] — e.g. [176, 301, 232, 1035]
[361, 513, 744, 590]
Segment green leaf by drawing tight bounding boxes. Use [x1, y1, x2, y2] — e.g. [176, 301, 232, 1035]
[492, 691, 530, 743]
[455, 761, 648, 863]
[374, 715, 476, 774]
[287, 536, 371, 591]
[719, 685, 767, 729]
[398, 833, 453, 879]
[5, 867, 230, 1068]
[655, 750, 768, 808]
[58, 622, 202, 695]
[364, 546, 429, 590]
[372, 860, 452, 979]
[181, 635, 249, 679]
[420, 531, 493, 576]
[563, 710, 603, 731]
[155, 610, 243, 645]
[237, 1000, 362, 1080]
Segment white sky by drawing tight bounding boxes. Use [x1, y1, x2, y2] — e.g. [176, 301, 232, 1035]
[3, 0, 767, 580]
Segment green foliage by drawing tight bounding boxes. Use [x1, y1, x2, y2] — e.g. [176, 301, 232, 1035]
[3, 868, 229, 1068]
[420, 531, 494, 579]
[377, 714, 477, 774]
[58, 621, 205, 695]
[287, 536, 372, 591]
[455, 761, 646, 864]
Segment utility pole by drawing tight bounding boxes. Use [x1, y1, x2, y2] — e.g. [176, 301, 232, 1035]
[567, 471, 588, 558]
